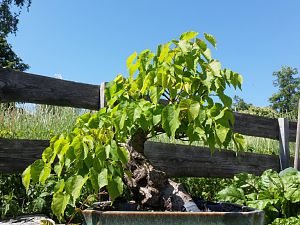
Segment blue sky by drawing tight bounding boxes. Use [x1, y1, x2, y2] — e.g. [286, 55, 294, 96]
[7, 0, 300, 107]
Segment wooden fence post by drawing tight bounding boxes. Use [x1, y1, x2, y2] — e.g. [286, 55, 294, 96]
[100, 82, 106, 109]
[278, 118, 290, 170]
[294, 100, 300, 170]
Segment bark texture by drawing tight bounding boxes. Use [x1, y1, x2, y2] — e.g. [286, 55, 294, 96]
[124, 130, 200, 211]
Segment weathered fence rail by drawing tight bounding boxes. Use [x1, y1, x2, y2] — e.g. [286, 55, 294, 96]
[0, 68, 298, 175]
[0, 68, 101, 109]
[0, 139, 48, 173]
[145, 142, 294, 178]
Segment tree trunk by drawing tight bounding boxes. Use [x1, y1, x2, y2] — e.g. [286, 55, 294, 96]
[124, 129, 200, 212]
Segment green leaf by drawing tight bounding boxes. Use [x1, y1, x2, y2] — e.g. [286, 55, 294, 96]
[39, 163, 51, 184]
[209, 60, 221, 76]
[98, 168, 108, 189]
[54, 162, 63, 177]
[88, 114, 100, 128]
[204, 33, 217, 47]
[51, 192, 70, 222]
[216, 125, 230, 144]
[247, 199, 276, 211]
[231, 72, 243, 90]
[58, 143, 70, 160]
[233, 133, 246, 150]
[180, 31, 199, 40]
[158, 43, 171, 62]
[117, 147, 129, 165]
[178, 40, 191, 53]
[162, 105, 181, 137]
[65, 175, 88, 205]
[89, 168, 99, 191]
[22, 166, 31, 192]
[108, 140, 118, 160]
[126, 52, 137, 69]
[179, 99, 192, 111]
[77, 113, 91, 124]
[188, 102, 200, 121]
[107, 176, 123, 201]
[33, 197, 46, 212]
[42, 147, 53, 163]
[149, 86, 161, 104]
[54, 179, 65, 193]
[210, 103, 223, 117]
[271, 217, 300, 225]
[217, 185, 245, 205]
[30, 159, 45, 183]
[219, 93, 232, 107]
[202, 48, 212, 61]
[162, 72, 170, 89]
[129, 62, 139, 78]
[152, 106, 163, 126]
[83, 136, 94, 153]
[196, 38, 207, 51]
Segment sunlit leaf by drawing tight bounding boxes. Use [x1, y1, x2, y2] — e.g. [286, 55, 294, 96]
[22, 166, 31, 192]
[51, 192, 70, 222]
[204, 33, 217, 47]
[65, 175, 88, 205]
[98, 168, 108, 189]
[126, 52, 137, 69]
[162, 105, 181, 137]
[180, 31, 199, 40]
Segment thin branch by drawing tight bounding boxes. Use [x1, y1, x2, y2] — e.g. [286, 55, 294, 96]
[162, 92, 171, 102]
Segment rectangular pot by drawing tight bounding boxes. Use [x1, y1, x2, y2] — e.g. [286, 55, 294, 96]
[83, 207, 264, 225]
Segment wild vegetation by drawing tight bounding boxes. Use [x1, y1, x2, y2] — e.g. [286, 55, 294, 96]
[218, 168, 300, 225]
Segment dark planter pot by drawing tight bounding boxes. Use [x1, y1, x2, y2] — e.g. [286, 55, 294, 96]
[83, 203, 264, 225]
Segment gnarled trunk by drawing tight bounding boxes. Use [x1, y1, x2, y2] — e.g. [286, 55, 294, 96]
[124, 130, 200, 212]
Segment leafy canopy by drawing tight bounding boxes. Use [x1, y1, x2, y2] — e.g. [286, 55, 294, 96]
[22, 31, 244, 221]
[269, 66, 300, 113]
[0, 36, 29, 71]
[0, 0, 32, 36]
[0, 0, 31, 71]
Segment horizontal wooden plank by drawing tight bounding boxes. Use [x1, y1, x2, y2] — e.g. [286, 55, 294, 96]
[144, 141, 294, 178]
[0, 68, 100, 110]
[0, 138, 48, 173]
[0, 68, 298, 140]
[234, 113, 297, 142]
[1, 138, 294, 176]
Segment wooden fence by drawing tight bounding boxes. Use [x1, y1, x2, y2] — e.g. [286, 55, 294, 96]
[0, 68, 298, 177]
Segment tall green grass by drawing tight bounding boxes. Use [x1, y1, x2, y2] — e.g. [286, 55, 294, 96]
[0, 103, 84, 139]
[1, 103, 297, 158]
[151, 134, 296, 156]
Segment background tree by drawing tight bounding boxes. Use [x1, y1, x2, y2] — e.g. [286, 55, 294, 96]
[233, 95, 252, 111]
[269, 66, 300, 113]
[0, 36, 29, 71]
[0, 0, 31, 71]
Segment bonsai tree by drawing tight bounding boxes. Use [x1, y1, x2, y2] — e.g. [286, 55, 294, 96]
[22, 31, 244, 221]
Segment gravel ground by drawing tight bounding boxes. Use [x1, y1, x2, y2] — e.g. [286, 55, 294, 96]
[0, 215, 54, 225]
